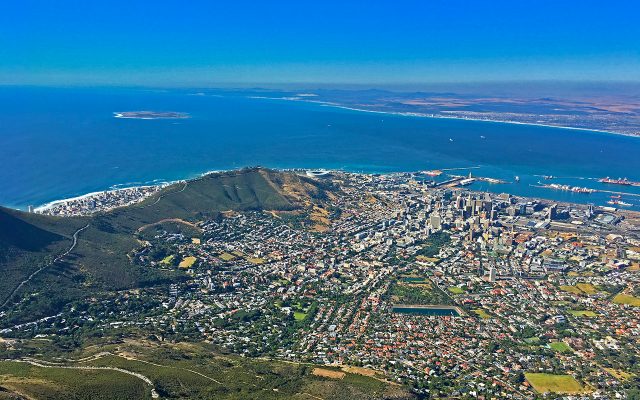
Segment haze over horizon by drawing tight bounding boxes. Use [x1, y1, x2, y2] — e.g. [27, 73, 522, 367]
[3, 0, 640, 87]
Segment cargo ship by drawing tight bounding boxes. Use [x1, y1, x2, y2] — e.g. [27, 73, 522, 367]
[535, 182, 596, 193]
[607, 199, 632, 207]
[607, 195, 631, 207]
[599, 177, 640, 187]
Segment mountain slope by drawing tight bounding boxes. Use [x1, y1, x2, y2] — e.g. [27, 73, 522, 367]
[0, 168, 333, 325]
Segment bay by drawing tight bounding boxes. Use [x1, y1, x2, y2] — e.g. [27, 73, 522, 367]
[1, 86, 639, 210]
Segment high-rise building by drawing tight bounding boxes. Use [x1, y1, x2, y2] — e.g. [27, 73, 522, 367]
[430, 214, 442, 230]
[455, 195, 463, 209]
[547, 204, 558, 221]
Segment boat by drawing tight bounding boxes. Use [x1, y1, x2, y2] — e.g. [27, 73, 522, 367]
[599, 177, 640, 186]
[571, 187, 595, 193]
[514, 176, 520, 182]
[536, 182, 595, 193]
[458, 178, 475, 186]
[607, 199, 632, 207]
[423, 170, 443, 177]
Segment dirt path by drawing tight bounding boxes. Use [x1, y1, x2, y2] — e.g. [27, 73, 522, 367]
[145, 181, 188, 207]
[1, 223, 90, 309]
[8, 358, 159, 398]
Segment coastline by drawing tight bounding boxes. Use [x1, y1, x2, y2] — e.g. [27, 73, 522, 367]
[4, 95, 640, 212]
[33, 184, 170, 213]
[248, 95, 640, 138]
[30, 170, 229, 212]
[24, 167, 639, 216]
[326, 105, 636, 137]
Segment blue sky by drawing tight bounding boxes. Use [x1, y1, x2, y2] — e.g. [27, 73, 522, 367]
[2, 0, 639, 86]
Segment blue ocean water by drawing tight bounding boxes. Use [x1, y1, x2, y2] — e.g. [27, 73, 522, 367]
[1, 87, 640, 210]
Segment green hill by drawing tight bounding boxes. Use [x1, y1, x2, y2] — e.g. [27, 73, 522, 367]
[0, 340, 414, 400]
[0, 208, 64, 252]
[0, 168, 332, 325]
[0, 208, 88, 308]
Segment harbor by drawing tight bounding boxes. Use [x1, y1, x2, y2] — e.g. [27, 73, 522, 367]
[416, 167, 640, 210]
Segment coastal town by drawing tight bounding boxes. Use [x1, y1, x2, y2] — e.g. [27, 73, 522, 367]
[3, 170, 640, 398]
[36, 185, 165, 216]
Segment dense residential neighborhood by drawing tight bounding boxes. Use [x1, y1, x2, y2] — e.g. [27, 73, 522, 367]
[2, 171, 639, 398]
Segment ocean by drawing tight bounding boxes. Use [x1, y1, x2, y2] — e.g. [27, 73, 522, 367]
[2, 86, 640, 210]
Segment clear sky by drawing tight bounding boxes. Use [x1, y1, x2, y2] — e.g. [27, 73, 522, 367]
[2, 0, 639, 87]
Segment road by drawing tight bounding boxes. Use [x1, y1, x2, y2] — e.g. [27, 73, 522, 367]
[1, 223, 90, 309]
[6, 358, 159, 398]
[145, 181, 188, 207]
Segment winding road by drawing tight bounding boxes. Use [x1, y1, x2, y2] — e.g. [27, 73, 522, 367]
[1, 223, 90, 309]
[7, 358, 159, 398]
[145, 181, 188, 207]
[3, 350, 225, 399]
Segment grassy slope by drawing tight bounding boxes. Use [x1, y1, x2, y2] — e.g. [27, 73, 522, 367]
[0, 340, 414, 400]
[0, 168, 331, 324]
[0, 208, 88, 303]
[0, 361, 150, 400]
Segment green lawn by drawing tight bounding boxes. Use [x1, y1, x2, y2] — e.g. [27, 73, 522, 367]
[568, 310, 597, 317]
[559, 285, 583, 295]
[473, 308, 490, 319]
[549, 342, 573, 353]
[447, 286, 464, 295]
[575, 283, 598, 294]
[160, 255, 174, 265]
[604, 368, 635, 381]
[218, 252, 236, 261]
[613, 293, 640, 307]
[525, 373, 585, 394]
[293, 311, 308, 321]
[560, 283, 601, 296]
[178, 256, 196, 268]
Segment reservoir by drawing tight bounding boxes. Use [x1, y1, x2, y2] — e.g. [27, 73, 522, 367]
[392, 305, 462, 317]
[402, 277, 427, 283]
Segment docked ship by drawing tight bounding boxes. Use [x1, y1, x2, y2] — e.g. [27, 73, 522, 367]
[607, 199, 632, 207]
[422, 170, 443, 177]
[537, 182, 595, 193]
[599, 177, 640, 186]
